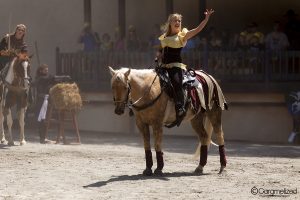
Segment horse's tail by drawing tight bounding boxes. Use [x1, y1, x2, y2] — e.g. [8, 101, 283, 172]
[193, 118, 217, 159]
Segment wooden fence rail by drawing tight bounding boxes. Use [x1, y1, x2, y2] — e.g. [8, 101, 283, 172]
[56, 48, 300, 92]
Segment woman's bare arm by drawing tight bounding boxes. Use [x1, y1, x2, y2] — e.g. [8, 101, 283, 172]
[184, 9, 214, 41]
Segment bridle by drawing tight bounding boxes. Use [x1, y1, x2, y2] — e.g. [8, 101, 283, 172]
[113, 81, 131, 107]
[1, 58, 31, 91]
[113, 73, 163, 111]
[14, 59, 31, 90]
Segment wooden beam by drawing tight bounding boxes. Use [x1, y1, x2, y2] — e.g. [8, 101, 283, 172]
[84, 0, 91, 25]
[166, 0, 173, 17]
[118, 0, 126, 38]
[199, 0, 206, 21]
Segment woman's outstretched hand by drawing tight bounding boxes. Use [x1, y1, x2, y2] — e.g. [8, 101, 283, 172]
[204, 9, 215, 18]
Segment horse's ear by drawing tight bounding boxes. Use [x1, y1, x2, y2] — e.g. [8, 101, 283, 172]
[124, 69, 131, 81]
[108, 66, 116, 76]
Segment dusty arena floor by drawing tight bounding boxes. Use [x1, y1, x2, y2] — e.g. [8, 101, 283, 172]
[0, 128, 299, 200]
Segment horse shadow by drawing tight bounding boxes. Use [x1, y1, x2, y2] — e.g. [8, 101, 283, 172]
[0, 143, 10, 149]
[83, 171, 211, 188]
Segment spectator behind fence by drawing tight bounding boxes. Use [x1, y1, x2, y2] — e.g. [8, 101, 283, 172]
[182, 36, 200, 53]
[148, 24, 163, 52]
[78, 23, 100, 52]
[125, 25, 141, 52]
[248, 33, 264, 52]
[235, 22, 264, 51]
[101, 33, 113, 51]
[265, 21, 289, 51]
[207, 26, 223, 50]
[233, 26, 248, 50]
[245, 22, 264, 49]
[113, 27, 125, 51]
[283, 9, 300, 50]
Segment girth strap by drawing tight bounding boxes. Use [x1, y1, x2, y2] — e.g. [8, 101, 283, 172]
[130, 90, 163, 111]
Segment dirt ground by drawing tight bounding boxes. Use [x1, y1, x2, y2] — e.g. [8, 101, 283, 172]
[0, 128, 299, 200]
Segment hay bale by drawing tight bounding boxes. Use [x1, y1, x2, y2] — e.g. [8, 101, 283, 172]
[49, 83, 82, 111]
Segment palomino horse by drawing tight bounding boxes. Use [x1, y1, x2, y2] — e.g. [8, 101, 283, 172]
[109, 67, 228, 175]
[0, 53, 31, 145]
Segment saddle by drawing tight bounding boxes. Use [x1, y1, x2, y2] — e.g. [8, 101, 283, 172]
[157, 67, 225, 128]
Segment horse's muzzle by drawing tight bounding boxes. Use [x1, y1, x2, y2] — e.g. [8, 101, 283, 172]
[114, 105, 125, 115]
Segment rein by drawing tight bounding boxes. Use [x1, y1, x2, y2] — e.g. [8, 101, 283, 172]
[128, 74, 163, 111]
[114, 73, 163, 112]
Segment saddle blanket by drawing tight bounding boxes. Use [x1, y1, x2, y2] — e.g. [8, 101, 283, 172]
[187, 70, 227, 113]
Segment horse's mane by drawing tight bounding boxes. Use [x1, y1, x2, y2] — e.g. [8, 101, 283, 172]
[118, 67, 155, 79]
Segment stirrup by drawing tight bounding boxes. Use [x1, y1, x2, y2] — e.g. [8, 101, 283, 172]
[176, 109, 185, 127]
[164, 107, 186, 128]
[177, 107, 185, 117]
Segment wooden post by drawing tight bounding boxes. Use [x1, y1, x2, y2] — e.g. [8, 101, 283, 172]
[56, 110, 66, 144]
[118, 0, 126, 39]
[166, 0, 173, 17]
[55, 47, 60, 75]
[46, 105, 81, 145]
[199, 0, 206, 21]
[72, 110, 81, 143]
[84, 0, 92, 25]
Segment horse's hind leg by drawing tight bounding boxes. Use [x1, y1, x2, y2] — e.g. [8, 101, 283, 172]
[0, 105, 6, 143]
[191, 113, 212, 174]
[136, 119, 152, 176]
[152, 124, 164, 175]
[18, 108, 26, 145]
[207, 107, 227, 173]
[6, 109, 14, 146]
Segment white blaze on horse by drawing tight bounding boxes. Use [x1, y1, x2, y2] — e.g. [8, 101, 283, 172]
[109, 66, 228, 175]
[0, 53, 31, 146]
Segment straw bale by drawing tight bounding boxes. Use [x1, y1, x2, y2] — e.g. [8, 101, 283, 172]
[49, 83, 82, 111]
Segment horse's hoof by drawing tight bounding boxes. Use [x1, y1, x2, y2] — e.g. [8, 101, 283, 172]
[7, 141, 15, 146]
[218, 166, 226, 174]
[142, 168, 153, 176]
[20, 140, 26, 145]
[194, 166, 203, 175]
[1, 139, 7, 144]
[154, 168, 163, 176]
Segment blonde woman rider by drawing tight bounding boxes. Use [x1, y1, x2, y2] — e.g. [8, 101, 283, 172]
[158, 9, 214, 125]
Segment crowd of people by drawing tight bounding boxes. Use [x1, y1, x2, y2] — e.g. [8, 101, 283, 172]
[78, 9, 300, 54]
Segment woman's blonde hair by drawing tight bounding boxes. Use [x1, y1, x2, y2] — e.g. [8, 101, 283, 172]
[162, 13, 182, 36]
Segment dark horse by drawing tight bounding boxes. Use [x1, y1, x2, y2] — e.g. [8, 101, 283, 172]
[109, 66, 227, 175]
[0, 53, 31, 145]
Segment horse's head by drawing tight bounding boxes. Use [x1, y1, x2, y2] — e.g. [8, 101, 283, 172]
[109, 66, 131, 115]
[12, 53, 31, 89]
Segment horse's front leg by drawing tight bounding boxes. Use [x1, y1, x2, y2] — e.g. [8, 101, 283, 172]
[5, 108, 14, 146]
[152, 124, 164, 176]
[18, 107, 26, 145]
[136, 119, 152, 176]
[0, 105, 6, 143]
